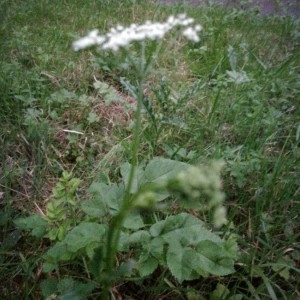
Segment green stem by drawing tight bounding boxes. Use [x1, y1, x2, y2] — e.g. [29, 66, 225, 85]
[100, 41, 158, 299]
[101, 76, 145, 300]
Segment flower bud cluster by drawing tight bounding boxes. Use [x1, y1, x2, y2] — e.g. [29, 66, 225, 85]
[73, 14, 202, 51]
[167, 161, 228, 227]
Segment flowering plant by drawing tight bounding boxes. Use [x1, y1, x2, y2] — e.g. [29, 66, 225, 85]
[13, 14, 239, 300]
[69, 15, 235, 299]
[72, 14, 202, 51]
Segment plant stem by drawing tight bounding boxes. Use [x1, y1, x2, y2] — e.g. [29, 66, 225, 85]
[101, 72, 145, 300]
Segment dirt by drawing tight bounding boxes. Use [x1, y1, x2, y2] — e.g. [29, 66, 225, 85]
[157, 0, 300, 18]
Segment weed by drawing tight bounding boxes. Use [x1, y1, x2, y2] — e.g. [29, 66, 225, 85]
[1, 1, 299, 299]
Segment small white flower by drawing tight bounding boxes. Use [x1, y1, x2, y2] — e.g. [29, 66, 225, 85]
[72, 30, 105, 51]
[88, 29, 99, 38]
[181, 18, 195, 26]
[182, 27, 200, 42]
[167, 15, 175, 25]
[194, 24, 203, 32]
[73, 14, 202, 51]
[116, 25, 124, 31]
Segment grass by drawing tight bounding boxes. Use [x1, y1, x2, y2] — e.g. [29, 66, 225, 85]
[1, 0, 299, 299]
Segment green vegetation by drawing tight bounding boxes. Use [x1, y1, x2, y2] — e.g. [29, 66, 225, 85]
[1, 0, 299, 299]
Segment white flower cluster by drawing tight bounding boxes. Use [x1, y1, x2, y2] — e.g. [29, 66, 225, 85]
[72, 14, 202, 52]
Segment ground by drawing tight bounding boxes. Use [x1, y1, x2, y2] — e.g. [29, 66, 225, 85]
[158, 0, 300, 18]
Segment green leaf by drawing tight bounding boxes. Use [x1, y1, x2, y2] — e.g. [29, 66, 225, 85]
[84, 182, 109, 216]
[167, 242, 199, 282]
[129, 230, 151, 244]
[14, 214, 47, 238]
[45, 201, 66, 221]
[40, 278, 58, 298]
[150, 213, 220, 244]
[167, 240, 236, 282]
[136, 250, 159, 277]
[195, 240, 236, 276]
[93, 80, 110, 92]
[85, 182, 124, 216]
[148, 213, 237, 281]
[43, 262, 58, 273]
[142, 157, 189, 186]
[120, 158, 188, 200]
[271, 256, 295, 280]
[123, 211, 144, 230]
[120, 77, 138, 98]
[93, 80, 123, 105]
[81, 194, 107, 218]
[58, 278, 95, 300]
[118, 231, 131, 251]
[64, 222, 106, 253]
[43, 242, 73, 272]
[87, 112, 100, 124]
[120, 162, 144, 193]
[210, 283, 230, 300]
[149, 236, 165, 261]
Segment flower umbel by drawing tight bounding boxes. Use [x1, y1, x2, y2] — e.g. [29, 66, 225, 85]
[72, 14, 202, 51]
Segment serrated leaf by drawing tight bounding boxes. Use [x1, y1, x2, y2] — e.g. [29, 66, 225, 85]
[149, 213, 237, 281]
[64, 222, 106, 253]
[81, 195, 107, 217]
[14, 214, 47, 238]
[43, 242, 73, 272]
[137, 250, 158, 277]
[44, 242, 71, 261]
[166, 242, 196, 282]
[93, 80, 123, 105]
[149, 236, 165, 261]
[87, 112, 100, 124]
[85, 182, 124, 216]
[167, 240, 236, 282]
[167, 243, 192, 282]
[150, 213, 198, 237]
[123, 211, 144, 230]
[150, 213, 220, 245]
[195, 240, 236, 276]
